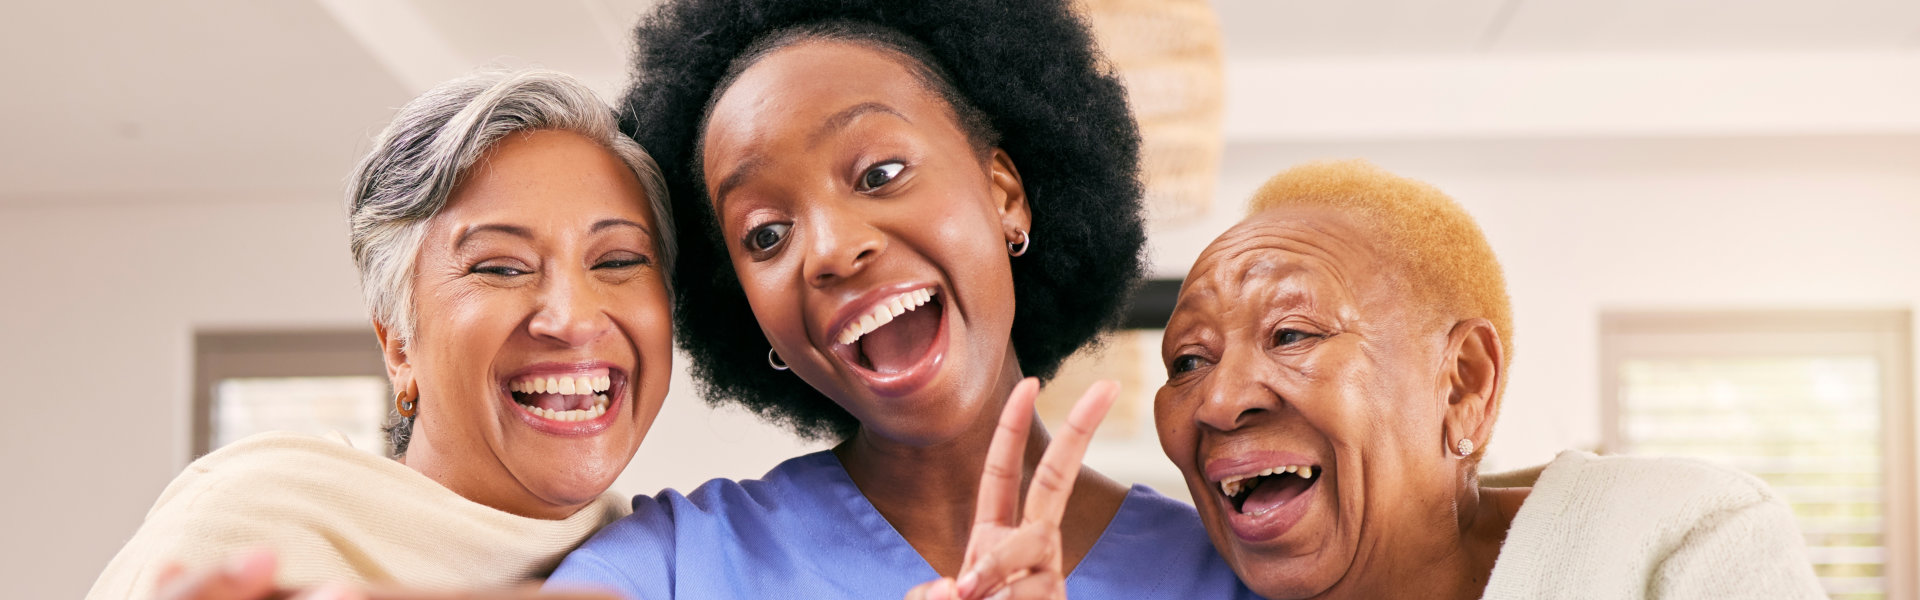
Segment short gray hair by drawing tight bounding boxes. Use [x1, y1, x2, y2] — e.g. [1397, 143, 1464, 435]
[347, 69, 674, 455]
[349, 68, 674, 343]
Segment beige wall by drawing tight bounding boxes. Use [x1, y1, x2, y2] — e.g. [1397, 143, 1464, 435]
[4, 134, 1917, 598]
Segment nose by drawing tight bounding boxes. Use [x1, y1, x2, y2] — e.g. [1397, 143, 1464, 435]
[800, 204, 885, 288]
[527, 266, 614, 347]
[1193, 348, 1279, 432]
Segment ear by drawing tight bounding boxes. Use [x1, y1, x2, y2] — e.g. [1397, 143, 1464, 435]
[372, 319, 416, 401]
[986, 148, 1032, 238]
[1441, 318, 1504, 458]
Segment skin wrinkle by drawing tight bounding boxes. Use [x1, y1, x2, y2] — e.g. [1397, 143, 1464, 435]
[1157, 204, 1517, 600]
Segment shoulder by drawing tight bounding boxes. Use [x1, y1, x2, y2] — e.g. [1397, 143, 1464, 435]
[1066, 485, 1258, 598]
[1532, 450, 1781, 520]
[149, 431, 396, 522]
[1486, 451, 1817, 598]
[553, 452, 843, 592]
[89, 433, 403, 597]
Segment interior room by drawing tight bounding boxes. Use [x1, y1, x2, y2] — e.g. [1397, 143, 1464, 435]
[3, 1, 1916, 598]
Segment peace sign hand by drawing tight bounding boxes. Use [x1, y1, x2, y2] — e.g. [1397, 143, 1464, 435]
[905, 377, 1119, 600]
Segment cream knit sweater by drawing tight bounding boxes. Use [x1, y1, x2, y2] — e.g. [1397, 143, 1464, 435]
[1481, 450, 1828, 599]
[87, 432, 629, 599]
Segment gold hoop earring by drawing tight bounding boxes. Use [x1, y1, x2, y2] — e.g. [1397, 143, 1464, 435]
[395, 389, 418, 418]
[1007, 229, 1030, 257]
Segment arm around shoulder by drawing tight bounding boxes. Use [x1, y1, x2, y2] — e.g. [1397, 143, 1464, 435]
[1649, 495, 1827, 599]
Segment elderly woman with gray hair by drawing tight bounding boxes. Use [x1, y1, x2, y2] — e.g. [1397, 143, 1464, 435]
[87, 69, 675, 599]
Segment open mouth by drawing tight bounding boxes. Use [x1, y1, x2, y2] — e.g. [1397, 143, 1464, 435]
[507, 369, 613, 422]
[830, 287, 943, 376]
[1219, 464, 1319, 517]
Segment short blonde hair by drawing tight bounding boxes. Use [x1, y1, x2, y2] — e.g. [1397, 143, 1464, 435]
[1249, 160, 1513, 395]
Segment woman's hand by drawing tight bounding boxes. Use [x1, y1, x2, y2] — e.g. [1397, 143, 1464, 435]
[905, 378, 1119, 600]
[151, 550, 278, 600]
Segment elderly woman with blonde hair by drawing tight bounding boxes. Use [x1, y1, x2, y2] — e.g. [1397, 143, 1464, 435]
[1150, 159, 1828, 599]
[87, 69, 675, 599]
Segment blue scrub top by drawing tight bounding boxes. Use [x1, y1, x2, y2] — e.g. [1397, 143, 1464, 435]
[547, 451, 1258, 599]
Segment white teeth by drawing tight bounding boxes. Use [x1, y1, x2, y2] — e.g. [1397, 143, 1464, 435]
[517, 394, 611, 422]
[836, 288, 937, 346]
[1217, 465, 1318, 500]
[509, 373, 613, 395]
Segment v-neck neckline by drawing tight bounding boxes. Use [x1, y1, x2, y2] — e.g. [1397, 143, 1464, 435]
[806, 450, 1144, 585]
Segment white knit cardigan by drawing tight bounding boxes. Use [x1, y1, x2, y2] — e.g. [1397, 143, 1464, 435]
[1481, 450, 1828, 599]
[87, 431, 629, 599]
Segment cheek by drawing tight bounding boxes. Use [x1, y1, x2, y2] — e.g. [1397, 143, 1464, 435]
[413, 281, 516, 374]
[1152, 388, 1198, 464]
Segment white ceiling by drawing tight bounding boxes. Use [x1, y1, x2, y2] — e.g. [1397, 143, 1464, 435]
[0, 0, 409, 202]
[1215, 0, 1920, 57]
[2, 0, 1916, 204]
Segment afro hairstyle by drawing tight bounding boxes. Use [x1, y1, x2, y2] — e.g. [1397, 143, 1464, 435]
[621, 0, 1146, 440]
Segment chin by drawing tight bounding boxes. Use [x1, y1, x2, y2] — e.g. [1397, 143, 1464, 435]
[526, 463, 622, 508]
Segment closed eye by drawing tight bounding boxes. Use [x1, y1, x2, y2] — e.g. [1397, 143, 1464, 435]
[472, 264, 530, 277]
[594, 253, 652, 270]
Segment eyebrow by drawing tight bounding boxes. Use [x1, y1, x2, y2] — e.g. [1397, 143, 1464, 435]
[810, 101, 906, 147]
[455, 223, 533, 248]
[711, 155, 766, 214]
[455, 220, 654, 249]
[710, 102, 909, 211]
[591, 218, 652, 236]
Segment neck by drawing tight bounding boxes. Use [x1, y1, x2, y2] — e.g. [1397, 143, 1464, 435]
[400, 426, 580, 521]
[1320, 478, 1520, 600]
[835, 355, 1035, 575]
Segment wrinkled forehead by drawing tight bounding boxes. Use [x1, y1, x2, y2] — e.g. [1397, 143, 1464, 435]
[1174, 206, 1392, 321]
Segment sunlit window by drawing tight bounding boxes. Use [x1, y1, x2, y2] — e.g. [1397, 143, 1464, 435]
[194, 330, 389, 456]
[213, 376, 389, 452]
[1605, 311, 1914, 600]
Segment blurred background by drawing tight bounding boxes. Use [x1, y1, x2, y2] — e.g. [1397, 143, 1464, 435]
[2, 1, 1917, 598]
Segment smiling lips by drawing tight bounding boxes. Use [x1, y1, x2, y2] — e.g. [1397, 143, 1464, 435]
[508, 370, 612, 422]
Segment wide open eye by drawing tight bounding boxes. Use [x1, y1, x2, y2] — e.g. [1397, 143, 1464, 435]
[745, 222, 790, 253]
[856, 161, 904, 192]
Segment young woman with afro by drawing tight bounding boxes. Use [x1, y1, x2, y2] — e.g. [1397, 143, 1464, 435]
[547, 1, 1256, 598]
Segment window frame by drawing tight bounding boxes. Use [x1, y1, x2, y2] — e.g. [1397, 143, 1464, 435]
[191, 329, 388, 458]
[1600, 310, 1915, 600]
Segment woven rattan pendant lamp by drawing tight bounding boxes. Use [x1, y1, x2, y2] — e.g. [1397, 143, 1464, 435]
[1076, 0, 1225, 223]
